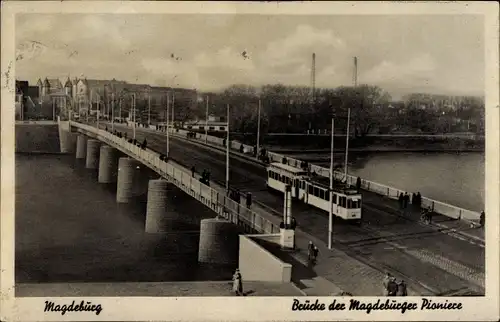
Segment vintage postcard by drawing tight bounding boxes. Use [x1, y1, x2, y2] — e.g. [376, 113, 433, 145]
[1, 1, 499, 321]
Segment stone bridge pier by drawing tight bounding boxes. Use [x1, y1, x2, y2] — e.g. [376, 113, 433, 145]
[73, 131, 239, 266]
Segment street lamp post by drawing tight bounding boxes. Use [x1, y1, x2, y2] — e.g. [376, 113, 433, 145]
[344, 107, 350, 186]
[97, 96, 100, 129]
[328, 117, 335, 249]
[111, 92, 115, 132]
[132, 93, 136, 140]
[148, 93, 151, 126]
[205, 96, 209, 143]
[257, 99, 261, 158]
[166, 92, 170, 157]
[171, 90, 175, 129]
[226, 103, 230, 193]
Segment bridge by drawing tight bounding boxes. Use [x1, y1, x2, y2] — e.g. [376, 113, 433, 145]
[58, 119, 485, 296]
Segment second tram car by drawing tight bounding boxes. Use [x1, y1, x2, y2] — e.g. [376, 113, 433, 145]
[266, 162, 362, 221]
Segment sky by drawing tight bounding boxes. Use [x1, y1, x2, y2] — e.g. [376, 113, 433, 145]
[15, 13, 485, 99]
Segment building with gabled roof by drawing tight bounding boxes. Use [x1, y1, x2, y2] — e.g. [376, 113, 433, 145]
[36, 75, 198, 121]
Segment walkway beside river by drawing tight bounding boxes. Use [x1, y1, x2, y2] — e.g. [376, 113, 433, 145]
[17, 281, 303, 297]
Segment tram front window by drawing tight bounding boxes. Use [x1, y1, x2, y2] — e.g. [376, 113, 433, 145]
[347, 198, 361, 209]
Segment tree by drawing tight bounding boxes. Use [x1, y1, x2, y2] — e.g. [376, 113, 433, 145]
[331, 85, 392, 138]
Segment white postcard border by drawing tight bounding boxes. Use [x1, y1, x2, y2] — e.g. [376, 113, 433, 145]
[1, 1, 499, 321]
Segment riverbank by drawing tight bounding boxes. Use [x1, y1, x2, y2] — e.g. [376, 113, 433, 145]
[229, 133, 485, 152]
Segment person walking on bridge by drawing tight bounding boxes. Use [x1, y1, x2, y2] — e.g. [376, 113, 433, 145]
[313, 245, 319, 263]
[191, 166, 196, 178]
[396, 280, 408, 296]
[307, 241, 315, 261]
[383, 273, 398, 296]
[480, 210, 485, 227]
[403, 192, 410, 209]
[356, 177, 361, 191]
[232, 268, 243, 296]
[398, 193, 404, 210]
[246, 192, 252, 209]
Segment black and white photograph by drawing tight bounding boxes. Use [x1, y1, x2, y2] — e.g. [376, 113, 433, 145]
[2, 1, 499, 321]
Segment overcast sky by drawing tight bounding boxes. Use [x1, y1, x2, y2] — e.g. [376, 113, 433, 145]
[15, 14, 484, 99]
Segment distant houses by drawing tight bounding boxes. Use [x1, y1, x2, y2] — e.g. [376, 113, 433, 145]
[15, 76, 198, 121]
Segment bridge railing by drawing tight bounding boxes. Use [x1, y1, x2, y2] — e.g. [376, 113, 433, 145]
[111, 122, 481, 223]
[73, 122, 280, 235]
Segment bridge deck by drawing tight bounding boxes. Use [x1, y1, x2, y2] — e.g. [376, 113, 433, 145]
[99, 123, 485, 296]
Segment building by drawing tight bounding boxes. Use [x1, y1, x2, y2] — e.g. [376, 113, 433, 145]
[35, 77, 72, 118]
[35, 76, 198, 121]
[16, 80, 47, 120]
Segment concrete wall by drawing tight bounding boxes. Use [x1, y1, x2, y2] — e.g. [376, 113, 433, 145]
[15, 124, 61, 153]
[239, 234, 291, 283]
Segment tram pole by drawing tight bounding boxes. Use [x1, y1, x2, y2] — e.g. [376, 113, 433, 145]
[132, 93, 136, 140]
[166, 92, 170, 157]
[111, 93, 115, 132]
[257, 99, 261, 158]
[329, 117, 334, 249]
[205, 96, 209, 143]
[226, 103, 230, 193]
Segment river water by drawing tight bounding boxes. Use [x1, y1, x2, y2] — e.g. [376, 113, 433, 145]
[316, 152, 485, 212]
[15, 153, 234, 284]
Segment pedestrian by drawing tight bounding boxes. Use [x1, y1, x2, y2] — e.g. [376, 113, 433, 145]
[246, 192, 252, 209]
[411, 193, 416, 207]
[417, 192, 422, 208]
[253, 145, 257, 157]
[383, 273, 393, 296]
[480, 211, 485, 227]
[142, 138, 147, 149]
[239, 144, 244, 153]
[356, 177, 361, 191]
[313, 245, 319, 262]
[398, 193, 404, 210]
[232, 268, 243, 296]
[307, 241, 314, 261]
[404, 193, 410, 209]
[387, 276, 398, 296]
[191, 166, 196, 178]
[396, 280, 408, 296]
[236, 190, 241, 204]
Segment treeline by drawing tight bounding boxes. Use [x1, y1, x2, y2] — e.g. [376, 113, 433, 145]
[190, 84, 485, 137]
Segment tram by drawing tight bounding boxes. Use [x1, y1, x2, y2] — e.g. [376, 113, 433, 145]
[266, 162, 362, 222]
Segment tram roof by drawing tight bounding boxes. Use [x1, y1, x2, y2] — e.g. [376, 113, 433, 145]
[309, 176, 361, 195]
[268, 162, 309, 175]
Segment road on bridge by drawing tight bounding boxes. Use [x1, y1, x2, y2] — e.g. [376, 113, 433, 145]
[104, 123, 485, 295]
